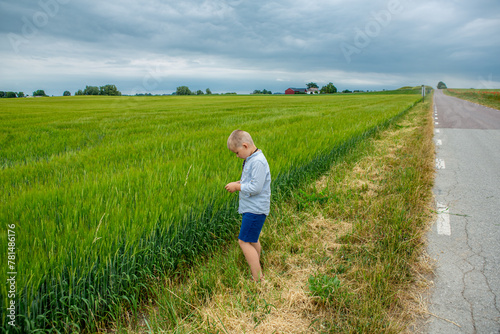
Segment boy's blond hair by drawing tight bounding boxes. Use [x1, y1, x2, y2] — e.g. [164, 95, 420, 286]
[227, 130, 254, 150]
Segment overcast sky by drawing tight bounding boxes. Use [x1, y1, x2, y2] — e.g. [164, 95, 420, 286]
[1, 0, 499, 95]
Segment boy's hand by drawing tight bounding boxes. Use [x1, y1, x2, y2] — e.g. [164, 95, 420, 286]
[225, 181, 241, 193]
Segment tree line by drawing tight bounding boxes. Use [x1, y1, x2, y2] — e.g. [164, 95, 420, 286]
[74, 84, 121, 96]
[5, 80, 428, 99]
[252, 89, 272, 94]
[0, 85, 121, 98]
[0, 90, 48, 98]
[174, 86, 213, 95]
[0, 91, 25, 98]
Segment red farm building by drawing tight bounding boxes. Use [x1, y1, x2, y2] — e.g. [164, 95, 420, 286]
[285, 88, 307, 94]
[286, 87, 319, 94]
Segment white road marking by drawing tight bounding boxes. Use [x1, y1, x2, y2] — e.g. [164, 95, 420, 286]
[435, 122, 439, 125]
[436, 139, 442, 146]
[435, 117, 438, 120]
[436, 158, 446, 169]
[435, 129, 440, 133]
[436, 202, 451, 236]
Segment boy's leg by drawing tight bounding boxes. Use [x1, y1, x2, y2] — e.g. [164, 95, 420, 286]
[251, 240, 264, 277]
[238, 239, 263, 281]
[251, 240, 261, 259]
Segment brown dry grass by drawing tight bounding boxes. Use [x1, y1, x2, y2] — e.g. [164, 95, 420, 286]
[186, 210, 352, 333]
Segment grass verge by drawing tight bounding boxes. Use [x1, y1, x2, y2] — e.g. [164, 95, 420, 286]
[111, 94, 435, 333]
[444, 88, 500, 110]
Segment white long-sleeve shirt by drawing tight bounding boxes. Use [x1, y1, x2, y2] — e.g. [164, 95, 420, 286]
[239, 150, 271, 215]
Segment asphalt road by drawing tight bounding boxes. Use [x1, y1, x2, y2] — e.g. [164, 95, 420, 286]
[426, 89, 500, 333]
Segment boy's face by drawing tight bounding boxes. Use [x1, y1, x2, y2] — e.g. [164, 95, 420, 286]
[230, 143, 253, 159]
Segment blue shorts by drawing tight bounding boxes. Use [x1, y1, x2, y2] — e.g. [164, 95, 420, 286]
[238, 213, 266, 243]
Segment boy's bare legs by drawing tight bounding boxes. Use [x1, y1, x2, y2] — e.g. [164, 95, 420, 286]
[238, 239, 263, 281]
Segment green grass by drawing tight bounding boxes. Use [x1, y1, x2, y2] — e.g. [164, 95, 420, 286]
[0, 93, 421, 332]
[444, 88, 500, 110]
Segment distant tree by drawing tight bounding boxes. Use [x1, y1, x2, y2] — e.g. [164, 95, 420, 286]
[437, 81, 447, 89]
[320, 82, 337, 94]
[6, 92, 17, 98]
[75, 89, 83, 95]
[196, 90, 204, 95]
[307, 82, 319, 89]
[83, 85, 100, 95]
[17, 92, 24, 97]
[0, 91, 4, 98]
[176, 86, 192, 95]
[63, 91, 71, 96]
[253, 89, 272, 94]
[99, 84, 121, 96]
[206, 88, 212, 95]
[33, 89, 47, 97]
[342, 89, 352, 93]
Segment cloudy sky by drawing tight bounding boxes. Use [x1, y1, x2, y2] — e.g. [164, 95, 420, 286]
[1, 0, 499, 95]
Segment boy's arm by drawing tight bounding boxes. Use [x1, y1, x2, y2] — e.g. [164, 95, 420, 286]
[240, 161, 266, 196]
[225, 181, 240, 193]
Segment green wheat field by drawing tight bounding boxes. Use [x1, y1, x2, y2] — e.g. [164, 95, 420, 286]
[0, 93, 421, 332]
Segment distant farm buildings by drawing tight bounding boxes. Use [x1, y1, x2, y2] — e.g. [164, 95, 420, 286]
[285, 87, 319, 94]
[285, 88, 306, 94]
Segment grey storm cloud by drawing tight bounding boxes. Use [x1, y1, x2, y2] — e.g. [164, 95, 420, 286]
[1, 0, 499, 95]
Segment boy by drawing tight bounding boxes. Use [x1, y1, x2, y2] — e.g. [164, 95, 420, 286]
[225, 130, 271, 282]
